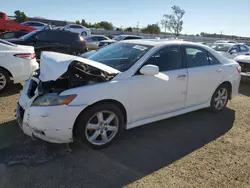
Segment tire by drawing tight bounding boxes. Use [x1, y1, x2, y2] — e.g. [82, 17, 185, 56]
[74, 103, 125, 149]
[0, 68, 12, 93]
[81, 31, 87, 36]
[210, 84, 230, 113]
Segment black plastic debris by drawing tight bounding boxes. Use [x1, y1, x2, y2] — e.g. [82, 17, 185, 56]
[0, 139, 71, 166]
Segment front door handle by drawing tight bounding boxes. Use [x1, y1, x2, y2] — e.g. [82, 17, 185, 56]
[177, 74, 187, 79]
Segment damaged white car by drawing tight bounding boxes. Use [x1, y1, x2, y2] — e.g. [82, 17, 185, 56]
[17, 40, 241, 148]
[234, 55, 250, 77]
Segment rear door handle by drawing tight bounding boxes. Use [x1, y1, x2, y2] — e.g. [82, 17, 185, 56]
[177, 74, 187, 79]
[216, 69, 223, 73]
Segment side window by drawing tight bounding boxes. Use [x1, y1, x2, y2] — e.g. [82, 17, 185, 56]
[230, 45, 240, 52]
[185, 47, 209, 68]
[35, 31, 49, 40]
[2, 32, 15, 39]
[239, 45, 249, 52]
[124, 36, 141, 40]
[33, 22, 44, 27]
[208, 52, 220, 65]
[70, 25, 82, 29]
[91, 37, 99, 41]
[144, 46, 182, 72]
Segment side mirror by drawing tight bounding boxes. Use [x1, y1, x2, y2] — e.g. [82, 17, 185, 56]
[230, 49, 237, 54]
[140, 64, 159, 75]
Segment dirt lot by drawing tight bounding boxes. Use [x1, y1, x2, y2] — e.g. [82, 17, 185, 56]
[0, 83, 249, 188]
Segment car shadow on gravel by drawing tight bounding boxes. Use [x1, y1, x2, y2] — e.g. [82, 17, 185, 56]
[239, 82, 250, 97]
[0, 84, 23, 98]
[0, 108, 235, 188]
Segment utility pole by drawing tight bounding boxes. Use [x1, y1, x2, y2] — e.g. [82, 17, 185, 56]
[137, 22, 139, 34]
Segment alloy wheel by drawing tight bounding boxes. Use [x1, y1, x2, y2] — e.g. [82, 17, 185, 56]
[0, 73, 7, 90]
[85, 110, 119, 146]
[213, 88, 228, 110]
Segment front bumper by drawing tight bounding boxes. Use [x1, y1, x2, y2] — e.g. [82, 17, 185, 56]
[16, 78, 87, 144]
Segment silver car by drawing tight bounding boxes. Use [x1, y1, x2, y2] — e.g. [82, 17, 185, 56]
[84, 35, 110, 50]
[211, 43, 250, 59]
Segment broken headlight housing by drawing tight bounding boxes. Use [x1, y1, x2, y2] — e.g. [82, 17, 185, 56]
[32, 93, 77, 106]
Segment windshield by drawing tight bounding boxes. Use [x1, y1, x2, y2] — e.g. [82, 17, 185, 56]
[88, 42, 152, 72]
[21, 30, 39, 40]
[113, 35, 125, 41]
[211, 44, 231, 52]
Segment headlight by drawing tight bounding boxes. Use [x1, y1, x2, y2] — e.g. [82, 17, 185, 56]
[32, 93, 77, 106]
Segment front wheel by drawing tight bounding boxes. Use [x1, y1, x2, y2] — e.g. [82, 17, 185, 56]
[74, 103, 125, 149]
[210, 85, 229, 112]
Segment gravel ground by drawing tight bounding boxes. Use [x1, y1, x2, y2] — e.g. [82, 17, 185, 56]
[0, 83, 249, 188]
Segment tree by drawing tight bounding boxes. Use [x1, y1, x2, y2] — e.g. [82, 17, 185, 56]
[75, 20, 80, 25]
[116, 28, 122, 31]
[161, 5, 185, 36]
[141, 24, 160, 34]
[98, 21, 113, 30]
[125, 27, 132, 32]
[81, 19, 88, 27]
[14, 10, 28, 23]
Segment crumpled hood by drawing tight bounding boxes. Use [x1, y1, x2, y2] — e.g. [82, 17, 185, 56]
[39, 51, 120, 82]
[234, 55, 250, 63]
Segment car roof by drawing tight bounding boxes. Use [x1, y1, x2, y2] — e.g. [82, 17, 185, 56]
[22, 21, 47, 25]
[120, 39, 206, 47]
[119, 35, 142, 37]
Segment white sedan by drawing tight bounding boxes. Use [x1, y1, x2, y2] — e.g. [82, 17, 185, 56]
[61, 24, 91, 36]
[17, 40, 241, 148]
[0, 40, 39, 92]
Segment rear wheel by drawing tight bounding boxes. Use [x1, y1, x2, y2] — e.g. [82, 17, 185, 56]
[210, 85, 229, 112]
[74, 103, 125, 149]
[0, 68, 11, 92]
[81, 31, 87, 36]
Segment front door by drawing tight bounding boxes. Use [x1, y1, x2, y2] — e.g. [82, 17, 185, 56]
[130, 45, 188, 122]
[183, 46, 225, 107]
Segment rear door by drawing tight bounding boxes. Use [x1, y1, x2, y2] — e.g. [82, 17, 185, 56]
[183, 45, 224, 107]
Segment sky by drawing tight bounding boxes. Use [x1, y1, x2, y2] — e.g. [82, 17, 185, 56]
[1, 0, 250, 37]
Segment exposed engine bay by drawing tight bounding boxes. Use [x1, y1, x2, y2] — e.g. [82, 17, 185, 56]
[36, 60, 117, 94]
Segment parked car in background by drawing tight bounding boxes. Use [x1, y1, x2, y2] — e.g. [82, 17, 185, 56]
[211, 43, 250, 59]
[0, 40, 38, 92]
[16, 40, 240, 148]
[61, 24, 91, 36]
[214, 40, 237, 44]
[84, 35, 110, 50]
[0, 30, 29, 39]
[7, 29, 88, 59]
[21, 21, 48, 30]
[98, 35, 143, 48]
[234, 55, 250, 77]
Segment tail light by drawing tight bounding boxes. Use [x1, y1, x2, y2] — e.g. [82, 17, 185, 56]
[14, 53, 36, 60]
[79, 36, 86, 45]
[237, 65, 241, 73]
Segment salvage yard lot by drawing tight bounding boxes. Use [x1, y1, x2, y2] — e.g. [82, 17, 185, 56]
[0, 83, 250, 188]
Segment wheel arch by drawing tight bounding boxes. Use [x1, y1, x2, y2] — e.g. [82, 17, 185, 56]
[216, 81, 232, 99]
[0, 66, 13, 78]
[73, 99, 127, 137]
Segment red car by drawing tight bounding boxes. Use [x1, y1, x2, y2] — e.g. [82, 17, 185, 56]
[0, 12, 36, 33]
